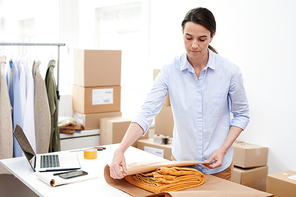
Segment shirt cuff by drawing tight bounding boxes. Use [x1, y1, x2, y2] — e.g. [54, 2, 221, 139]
[231, 115, 250, 130]
[132, 116, 150, 136]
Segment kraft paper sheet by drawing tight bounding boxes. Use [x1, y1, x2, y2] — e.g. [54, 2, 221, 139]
[36, 171, 98, 187]
[104, 160, 274, 197]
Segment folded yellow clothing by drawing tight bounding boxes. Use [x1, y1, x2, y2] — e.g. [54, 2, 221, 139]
[125, 166, 205, 193]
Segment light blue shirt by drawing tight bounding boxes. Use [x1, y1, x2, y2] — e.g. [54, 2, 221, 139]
[133, 49, 250, 174]
[6, 60, 23, 157]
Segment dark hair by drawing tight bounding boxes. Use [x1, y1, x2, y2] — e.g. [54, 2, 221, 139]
[181, 7, 218, 54]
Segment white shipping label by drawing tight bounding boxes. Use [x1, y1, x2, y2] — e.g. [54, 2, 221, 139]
[92, 89, 113, 105]
[288, 175, 296, 181]
[73, 114, 83, 125]
[144, 146, 164, 158]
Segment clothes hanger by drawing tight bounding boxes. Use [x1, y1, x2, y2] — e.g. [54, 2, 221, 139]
[9, 52, 14, 68]
[24, 43, 28, 59]
[18, 43, 20, 58]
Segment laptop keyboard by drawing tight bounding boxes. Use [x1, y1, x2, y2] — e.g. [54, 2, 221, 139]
[40, 155, 60, 168]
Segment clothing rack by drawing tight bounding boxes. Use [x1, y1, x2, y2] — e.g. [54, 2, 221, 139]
[0, 42, 66, 100]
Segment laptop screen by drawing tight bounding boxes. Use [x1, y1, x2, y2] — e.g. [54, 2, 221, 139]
[13, 124, 36, 171]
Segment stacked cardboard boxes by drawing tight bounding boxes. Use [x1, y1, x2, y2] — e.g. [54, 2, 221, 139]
[153, 69, 173, 138]
[72, 49, 122, 130]
[231, 141, 269, 191]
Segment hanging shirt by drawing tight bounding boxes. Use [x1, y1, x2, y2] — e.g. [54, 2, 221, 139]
[6, 59, 23, 157]
[33, 60, 51, 154]
[133, 49, 250, 174]
[45, 60, 60, 152]
[22, 57, 36, 153]
[18, 58, 26, 123]
[0, 55, 13, 174]
[6, 61, 13, 108]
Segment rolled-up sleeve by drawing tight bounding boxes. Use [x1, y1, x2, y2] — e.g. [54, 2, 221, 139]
[132, 66, 169, 135]
[229, 66, 250, 130]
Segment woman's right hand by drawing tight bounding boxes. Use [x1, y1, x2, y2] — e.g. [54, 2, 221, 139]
[109, 149, 128, 179]
[109, 123, 144, 179]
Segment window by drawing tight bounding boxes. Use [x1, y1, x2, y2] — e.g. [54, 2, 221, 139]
[95, 2, 142, 49]
[93, 2, 149, 117]
[18, 18, 35, 43]
[0, 0, 59, 79]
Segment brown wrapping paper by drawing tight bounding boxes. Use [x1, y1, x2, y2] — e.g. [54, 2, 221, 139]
[104, 160, 274, 197]
[123, 160, 205, 175]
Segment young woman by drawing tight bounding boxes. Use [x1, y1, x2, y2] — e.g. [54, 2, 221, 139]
[110, 7, 250, 181]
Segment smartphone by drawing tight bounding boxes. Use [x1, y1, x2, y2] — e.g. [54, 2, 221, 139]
[59, 170, 88, 179]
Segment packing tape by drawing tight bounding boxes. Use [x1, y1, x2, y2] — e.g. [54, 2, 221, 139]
[84, 149, 97, 160]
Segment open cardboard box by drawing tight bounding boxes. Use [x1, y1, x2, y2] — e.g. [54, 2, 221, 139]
[104, 160, 273, 197]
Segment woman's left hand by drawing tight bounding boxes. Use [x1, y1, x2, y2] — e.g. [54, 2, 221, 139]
[203, 149, 225, 169]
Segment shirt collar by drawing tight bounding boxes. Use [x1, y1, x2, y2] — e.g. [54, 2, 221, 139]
[180, 49, 216, 73]
[207, 49, 216, 70]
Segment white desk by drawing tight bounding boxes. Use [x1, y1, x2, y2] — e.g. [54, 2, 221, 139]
[0, 144, 165, 197]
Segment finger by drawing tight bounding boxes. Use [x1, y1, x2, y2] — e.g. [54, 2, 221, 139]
[204, 162, 216, 169]
[204, 164, 212, 169]
[203, 157, 216, 167]
[119, 166, 126, 177]
[206, 160, 223, 169]
[112, 169, 124, 179]
[115, 166, 125, 179]
[110, 165, 124, 179]
[110, 167, 117, 178]
[203, 163, 213, 168]
[121, 160, 128, 175]
[204, 156, 215, 164]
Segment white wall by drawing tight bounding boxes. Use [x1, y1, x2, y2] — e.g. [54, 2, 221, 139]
[149, 0, 296, 174]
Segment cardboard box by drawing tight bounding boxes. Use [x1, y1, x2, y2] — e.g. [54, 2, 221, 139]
[232, 165, 268, 192]
[154, 105, 174, 137]
[233, 141, 268, 168]
[72, 85, 121, 114]
[267, 170, 296, 197]
[153, 69, 170, 106]
[73, 111, 122, 130]
[73, 49, 121, 87]
[100, 117, 148, 147]
[137, 139, 172, 160]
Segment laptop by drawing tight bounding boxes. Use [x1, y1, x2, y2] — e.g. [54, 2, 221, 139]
[13, 123, 81, 172]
